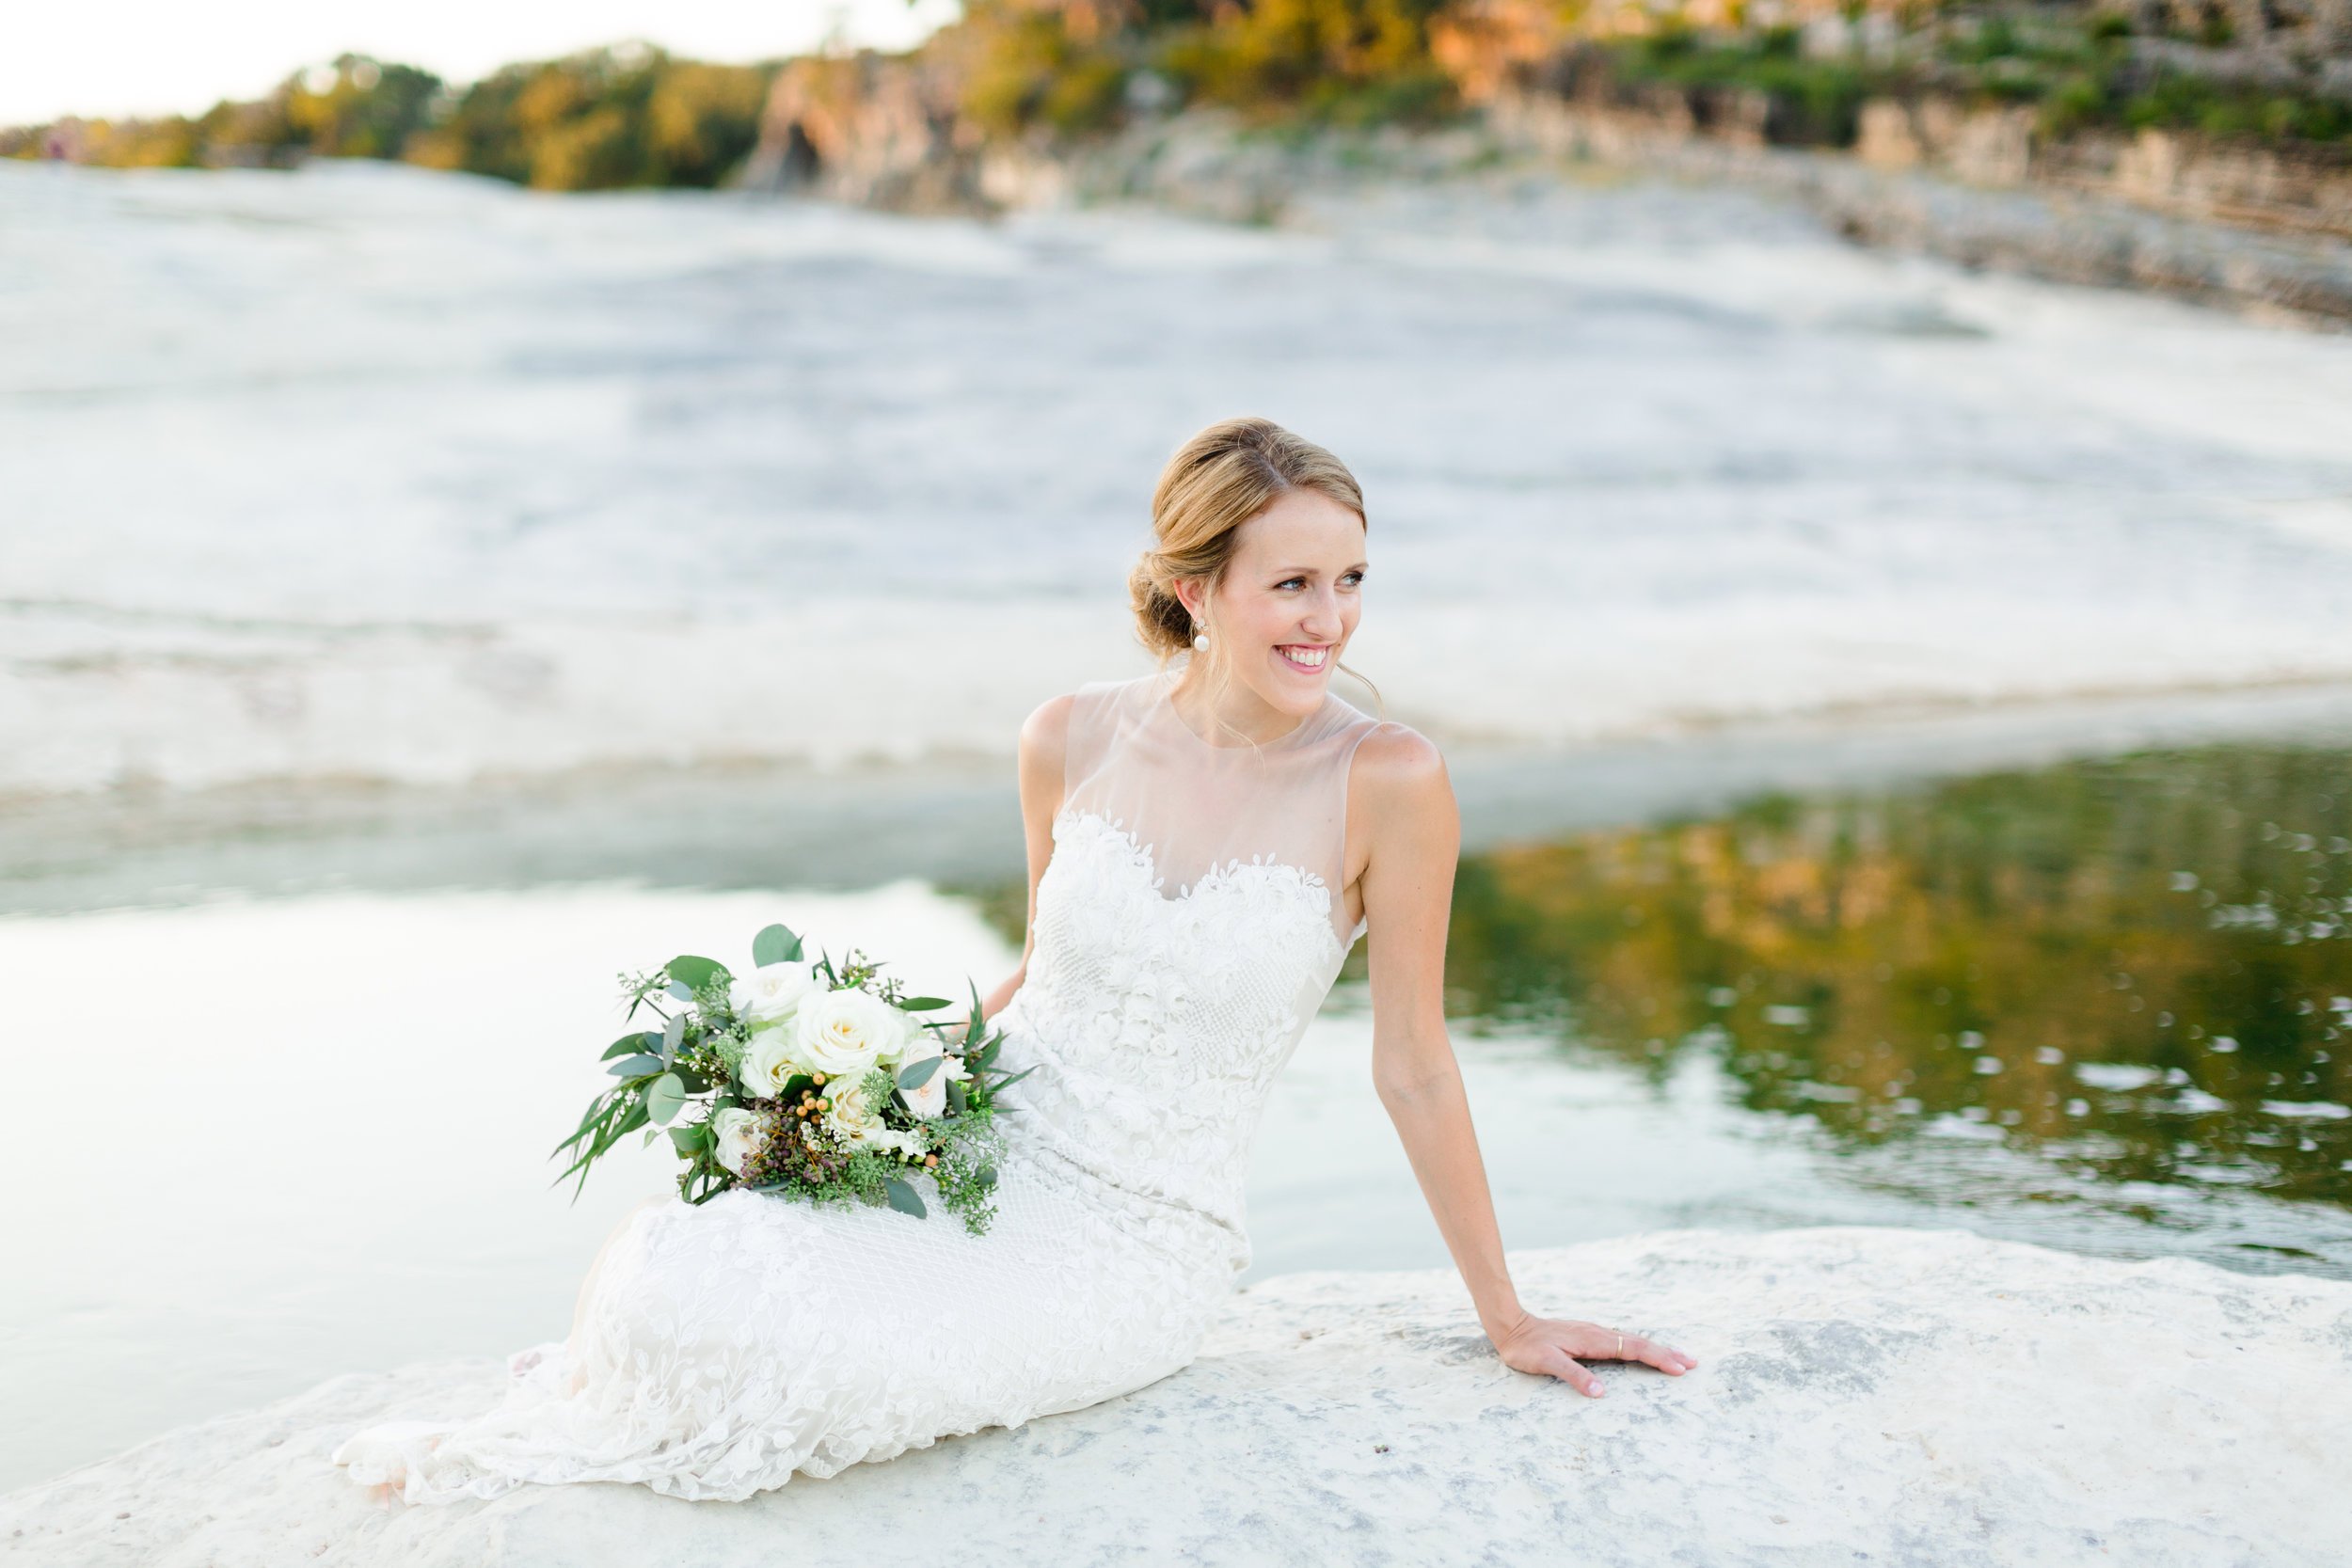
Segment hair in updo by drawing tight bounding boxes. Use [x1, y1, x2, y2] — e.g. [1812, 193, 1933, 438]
[1129, 416, 1367, 662]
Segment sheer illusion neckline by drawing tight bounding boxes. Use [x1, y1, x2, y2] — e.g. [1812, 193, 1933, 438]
[1054, 805, 1346, 952]
[1154, 667, 1327, 752]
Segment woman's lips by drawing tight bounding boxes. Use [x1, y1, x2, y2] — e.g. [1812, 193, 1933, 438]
[1277, 644, 1330, 673]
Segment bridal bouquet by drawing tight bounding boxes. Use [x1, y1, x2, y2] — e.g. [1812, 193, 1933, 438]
[552, 923, 1031, 1236]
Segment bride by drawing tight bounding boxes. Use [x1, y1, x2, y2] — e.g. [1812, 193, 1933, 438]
[334, 415, 1696, 1505]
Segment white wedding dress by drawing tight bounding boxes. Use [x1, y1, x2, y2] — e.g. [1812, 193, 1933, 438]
[333, 669, 1392, 1503]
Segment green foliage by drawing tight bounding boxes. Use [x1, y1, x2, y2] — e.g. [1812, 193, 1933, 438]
[4, 54, 441, 169]
[645, 61, 773, 184]
[663, 954, 730, 990]
[7, 45, 774, 189]
[645, 1072, 689, 1124]
[285, 56, 444, 158]
[409, 46, 772, 190]
[1153, 0, 1462, 127]
[752, 924, 802, 968]
[1562, 11, 2352, 151]
[1574, 36, 1888, 148]
[2120, 70, 2352, 142]
[17, 0, 2350, 187]
[961, 5, 1132, 137]
[2036, 70, 2108, 139]
[947, 0, 1464, 137]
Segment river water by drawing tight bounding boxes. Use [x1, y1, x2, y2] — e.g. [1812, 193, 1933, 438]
[4, 158, 2352, 1493]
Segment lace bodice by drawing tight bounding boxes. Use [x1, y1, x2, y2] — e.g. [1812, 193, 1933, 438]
[990, 669, 1389, 1269]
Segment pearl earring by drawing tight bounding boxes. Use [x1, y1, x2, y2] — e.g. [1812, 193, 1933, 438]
[1192, 628, 1208, 651]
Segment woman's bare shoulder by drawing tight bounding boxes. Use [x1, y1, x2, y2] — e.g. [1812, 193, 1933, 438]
[1353, 719, 1447, 786]
[1018, 692, 1077, 773]
[1348, 720, 1453, 823]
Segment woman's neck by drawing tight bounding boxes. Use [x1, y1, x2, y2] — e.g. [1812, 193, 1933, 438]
[1166, 661, 1311, 748]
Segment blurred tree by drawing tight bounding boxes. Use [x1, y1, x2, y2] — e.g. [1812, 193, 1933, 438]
[283, 56, 444, 158]
[405, 46, 773, 190]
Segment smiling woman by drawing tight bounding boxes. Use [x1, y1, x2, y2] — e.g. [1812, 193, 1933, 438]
[310, 413, 1687, 1508]
[1127, 416, 1376, 751]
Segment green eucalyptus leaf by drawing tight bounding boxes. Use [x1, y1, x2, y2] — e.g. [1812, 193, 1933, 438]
[946, 1079, 969, 1116]
[602, 1033, 657, 1061]
[673, 1066, 711, 1095]
[607, 1053, 664, 1078]
[896, 1056, 943, 1090]
[975, 1164, 997, 1189]
[882, 1177, 927, 1218]
[667, 1122, 705, 1156]
[665, 955, 728, 991]
[661, 1015, 685, 1062]
[751, 924, 799, 967]
[645, 1073, 688, 1126]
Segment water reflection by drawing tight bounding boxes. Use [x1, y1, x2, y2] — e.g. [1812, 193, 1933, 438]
[1433, 744, 2351, 1216]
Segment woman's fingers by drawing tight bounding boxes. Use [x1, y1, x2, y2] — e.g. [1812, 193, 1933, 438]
[1547, 1347, 1605, 1398]
[1620, 1334, 1697, 1375]
[1502, 1319, 1698, 1392]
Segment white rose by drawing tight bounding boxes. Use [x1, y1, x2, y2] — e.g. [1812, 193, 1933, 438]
[894, 1034, 972, 1121]
[737, 1027, 808, 1101]
[711, 1107, 764, 1176]
[729, 962, 817, 1029]
[793, 988, 914, 1079]
[816, 1072, 888, 1148]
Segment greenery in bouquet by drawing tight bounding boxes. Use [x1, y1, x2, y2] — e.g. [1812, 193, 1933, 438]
[553, 923, 1033, 1236]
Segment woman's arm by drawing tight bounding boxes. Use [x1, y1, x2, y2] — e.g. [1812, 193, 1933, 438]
[1353, 728, 1697, 1396]
[964, 692, 1072, 1026]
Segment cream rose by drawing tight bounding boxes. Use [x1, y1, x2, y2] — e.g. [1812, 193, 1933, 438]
[711, 1107, 764, 1176]
[815, 1072, 889, 1149]
[737, 1025, 809, 1101]
[793, 987, 914, 1079]
[729, 962, 817, 1029]
[894, 1034, 972, 1121]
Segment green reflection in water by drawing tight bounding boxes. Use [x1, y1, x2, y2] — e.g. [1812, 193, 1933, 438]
[959, 743, 2351, 1215]
[1435, 744, 2351, 1211]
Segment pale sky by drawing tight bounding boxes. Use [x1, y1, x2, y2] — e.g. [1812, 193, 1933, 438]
[2, 0, 962, 125]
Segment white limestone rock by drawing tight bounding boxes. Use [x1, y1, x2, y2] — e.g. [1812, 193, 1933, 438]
[6, 1227, 2348, 1566]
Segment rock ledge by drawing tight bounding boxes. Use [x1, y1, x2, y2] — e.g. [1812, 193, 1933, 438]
[5, 1227, 2346, 1567]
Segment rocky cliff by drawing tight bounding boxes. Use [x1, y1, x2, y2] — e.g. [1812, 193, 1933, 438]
[734, 0, 2352, 323]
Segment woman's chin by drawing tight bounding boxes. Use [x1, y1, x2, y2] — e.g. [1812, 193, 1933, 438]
[1258, 662, 1331, 712]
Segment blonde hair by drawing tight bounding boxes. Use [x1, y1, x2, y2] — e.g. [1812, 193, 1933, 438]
[1128, 417, 1378, 728]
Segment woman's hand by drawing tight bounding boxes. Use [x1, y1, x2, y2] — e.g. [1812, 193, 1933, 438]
[1489, 1311, 1698, 1397]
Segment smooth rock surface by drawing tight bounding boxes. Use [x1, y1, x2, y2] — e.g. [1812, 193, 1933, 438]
[6, 1227, 2347, 1567]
